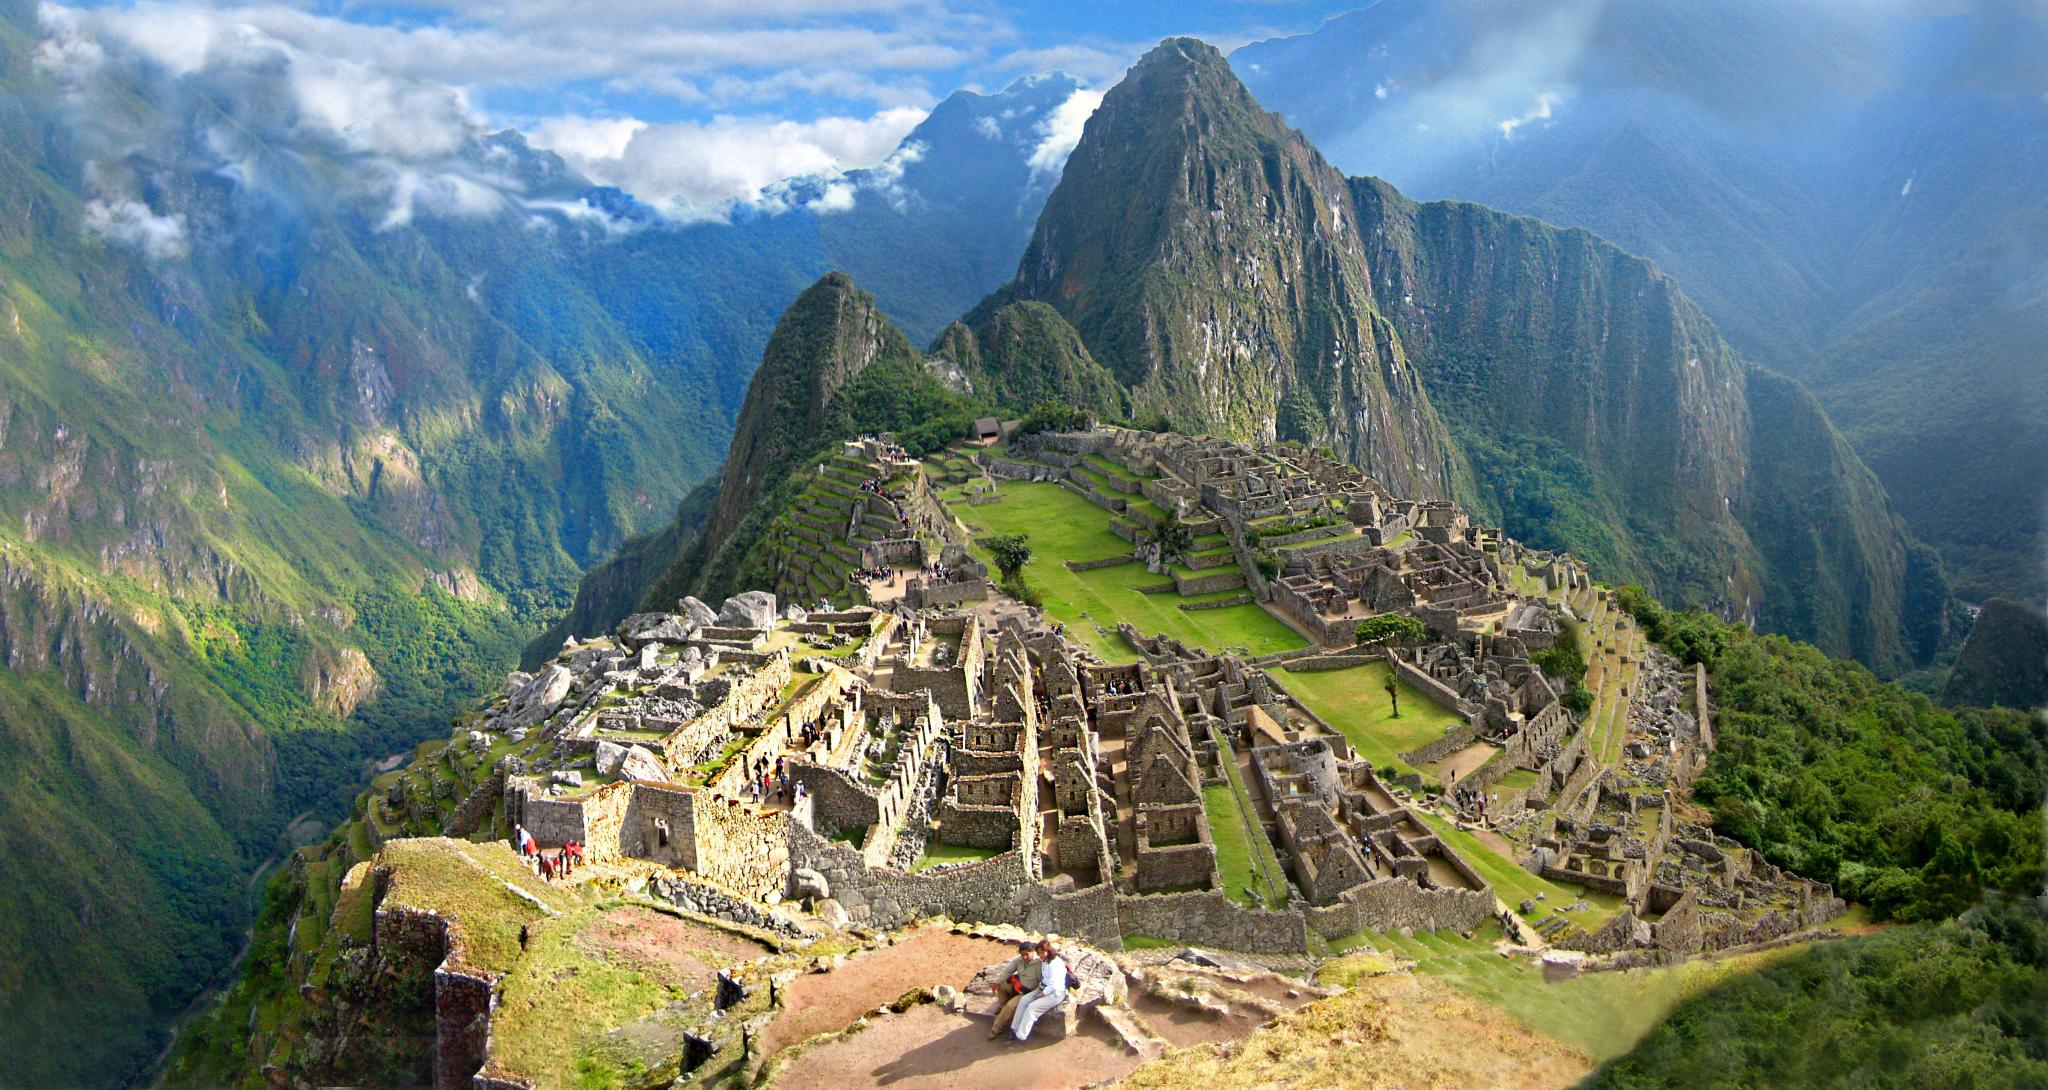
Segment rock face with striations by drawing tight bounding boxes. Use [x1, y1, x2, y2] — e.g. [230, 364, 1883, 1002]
[977, 38, 1946, 671]
[977, 39, 1459, 501]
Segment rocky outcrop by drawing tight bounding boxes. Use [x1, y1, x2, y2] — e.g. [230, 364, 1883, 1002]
[302, 645, 382, 717]
[701, 275, 922, 566]
[980, 37, 1945, 670]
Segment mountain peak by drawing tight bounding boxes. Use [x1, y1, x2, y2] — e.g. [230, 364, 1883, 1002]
[1116, 36, 1266, 121]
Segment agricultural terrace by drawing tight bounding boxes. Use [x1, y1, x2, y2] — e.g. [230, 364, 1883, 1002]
[936, 476, 1304, 663]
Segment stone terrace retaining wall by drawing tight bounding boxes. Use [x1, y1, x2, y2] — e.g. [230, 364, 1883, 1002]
[1113, 889, 1308, 954]
[1400, 721, 1483, 766]
[1304, 876, 1494, 939]
[1387, 653, 1470, 718]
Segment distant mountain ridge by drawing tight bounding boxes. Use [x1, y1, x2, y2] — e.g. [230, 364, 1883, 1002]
[996, 39, 1947, 671]
[0, 1, 1076, 1080]
[579, 37, 1949, 680]
[1233, 0, 2048, 606]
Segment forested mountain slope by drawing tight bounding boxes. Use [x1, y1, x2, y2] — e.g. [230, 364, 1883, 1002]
[994, 39, 1948, 671]
[0, 3, 1071, 1081]
[1235, 0, 2048, 605]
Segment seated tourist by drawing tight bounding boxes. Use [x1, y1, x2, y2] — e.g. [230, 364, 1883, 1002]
[1008, 939, 1070, 1043]
[986, 940, 1041, 1039]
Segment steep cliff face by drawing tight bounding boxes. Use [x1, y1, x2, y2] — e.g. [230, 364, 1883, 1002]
[990, 39, 1459, 500]
[700, 274, 922, 560]
[1348, 180, 1757, 614]
[932, 301, 1128, 418]
[990, 38, 1943, 672]
[1347, 181, 1944, 669]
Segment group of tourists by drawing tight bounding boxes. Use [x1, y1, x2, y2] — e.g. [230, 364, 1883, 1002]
[515, 826, 583, 882]
[1448, 780, 1497, 816]
[747, 755, 808, 806]
[848, 564, 895, 585]
[986, 938, 1072, 1044]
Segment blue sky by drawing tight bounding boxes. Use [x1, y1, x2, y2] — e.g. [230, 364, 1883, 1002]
[44, 1, 1356, 217]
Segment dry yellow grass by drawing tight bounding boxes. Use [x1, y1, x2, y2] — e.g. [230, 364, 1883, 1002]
[1118, 964, 1592, 1090]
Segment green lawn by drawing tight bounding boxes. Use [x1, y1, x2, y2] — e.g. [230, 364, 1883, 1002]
[1203, 729, 1293, 909]
[1332, 921, 1810, 1062]
[1202, 783, 1289, 909]
[1084, 453, 1142, 481]
[944, 480, 1303, 663]
[914, 841, 1001, 871]
[1277, 662, 1461, 774]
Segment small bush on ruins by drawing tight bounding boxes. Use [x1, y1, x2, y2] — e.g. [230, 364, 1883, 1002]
[983, 533, 1033, 583]
[1530, 617, 1588, 688]
[1151, 515, 1194, 561]
[1354, 613, 1427, 649]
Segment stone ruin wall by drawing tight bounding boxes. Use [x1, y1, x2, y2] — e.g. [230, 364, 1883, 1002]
[687, 796, 791, 901]
[786, 819, 1120, 948]
[1302, 875, 1494, 939]
[370, 893, 493, 1090]
[1113, 889, 1310, 954]
[792, 762, 881, 837]
[707, 666, 858, 797]
[1387, 652, 1474, 721]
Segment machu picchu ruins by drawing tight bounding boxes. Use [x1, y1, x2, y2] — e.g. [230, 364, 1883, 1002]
[335, 425, 1852, 1088]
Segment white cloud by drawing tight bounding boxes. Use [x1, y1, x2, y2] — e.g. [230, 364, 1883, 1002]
[533, 107, 927, 221]
[1497, 90, 1563, 139]
[975, 115, 1002, 140]
[527, 116, 649, 165]
[1026, 87, 1104, 178]
[83, 196, 188, 259]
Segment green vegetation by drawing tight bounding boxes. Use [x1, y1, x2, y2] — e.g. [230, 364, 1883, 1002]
[1019, 398, 1096, 435]
[1588, 899, 2048, 1088]
[1202, 781, 1289, 909]
[913, 841, 1001, 871]
[982, 532, 1034, 583]
[1341, 921, 1813, 1063]
[1278, 662, 1459, 774]
[1353, 613, 1426, 648]
[1617, 587, 2047, 921]
[1408, 810, 1620, 924]
[947, 480, 1302, 663]
[1942, 597, 2048, 710]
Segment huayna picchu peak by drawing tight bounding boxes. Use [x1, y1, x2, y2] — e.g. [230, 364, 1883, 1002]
[6, 8, 2041, 1090]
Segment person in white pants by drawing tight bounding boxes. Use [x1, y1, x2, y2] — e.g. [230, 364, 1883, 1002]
[1010, 939, 1070, 1042]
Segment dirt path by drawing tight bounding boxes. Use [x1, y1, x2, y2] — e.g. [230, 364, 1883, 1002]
[579, 907, 767, 990]
[1119, 971, 1592, 1090]
[759, 931, 1012, 1059]
[769, 1004, 1139, 1089]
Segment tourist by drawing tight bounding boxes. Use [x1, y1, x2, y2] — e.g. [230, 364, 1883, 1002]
[1009, 939, 1070, 1042]
[986, 940, 1041, 1040]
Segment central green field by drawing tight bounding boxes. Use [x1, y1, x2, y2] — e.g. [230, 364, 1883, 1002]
[943, 479, 1304, 663]
[1276, 661, 1461, 775]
